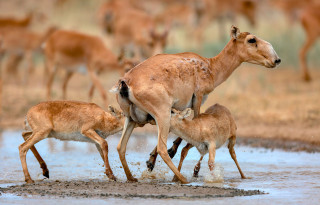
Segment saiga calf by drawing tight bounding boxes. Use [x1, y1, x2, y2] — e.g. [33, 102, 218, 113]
[19, 101, 124, 183]
[170, 104, 246, 181]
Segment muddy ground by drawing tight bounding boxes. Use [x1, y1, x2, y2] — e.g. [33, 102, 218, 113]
[236, 137, 320, 153]
[0, 180, 262, 199]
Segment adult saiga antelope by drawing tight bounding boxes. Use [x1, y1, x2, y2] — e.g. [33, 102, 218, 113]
[19, 101, 125, 183]
[98, 0, 169, 61]
[112, 26, 281, 184]
[299, 3, 320, 81]
[0, 26, 56, 83]
[44, 30, 126, 107]
[0, 13, 32, 28]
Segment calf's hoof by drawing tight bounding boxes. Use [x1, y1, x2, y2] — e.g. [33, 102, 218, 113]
[25, 178, 35, 184]
[43, 170, 49, 178]
[193, 170, 199, 178]
[146, 160, 155, 172]
[107, 174, 117, 181]
[128, 177, 138, 183]
[167, 147, 176, 158]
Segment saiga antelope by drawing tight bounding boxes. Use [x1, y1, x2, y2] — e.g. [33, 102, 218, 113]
[271, 0, 318, 81]
[0, 26, 56, 82]
[19, 101, 125, 183]
[271, 0, 314, 23]
[194, 0, 257, 42]
[98, 0, 169, 60]
[44, 30, 126, 107]
[170, 104, 246, 181]
[112, 26, 280, 184]
[299, 3, 320, 81]
[0, 13, 32, 28]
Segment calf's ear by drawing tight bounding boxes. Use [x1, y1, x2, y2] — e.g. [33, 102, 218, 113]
[179, 108, 194, 120]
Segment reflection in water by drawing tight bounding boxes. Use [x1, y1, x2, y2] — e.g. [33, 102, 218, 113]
[1, 130, 320, 204]
[0, 130, 3, 148]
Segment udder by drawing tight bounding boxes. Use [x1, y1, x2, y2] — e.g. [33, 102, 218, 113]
[196, 142, 209, 156]
[130, 104, 155, 125]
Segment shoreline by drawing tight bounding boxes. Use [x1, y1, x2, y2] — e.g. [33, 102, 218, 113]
[0, 180, 263, 199]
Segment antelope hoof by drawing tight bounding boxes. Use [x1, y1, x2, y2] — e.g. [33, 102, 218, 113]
[146, 160, 154, 172]
[180, 179, 189, 184]
[167, 147, 176, 158]
[303, 74, 311, 82]
[174, 175, 188, 184]
[172, 175, 179, 182]
[25, 178, 35, 184]
[193, 170, 199, 178]
[128, 177, 138, 183]
[109, 175, 117, 181]
[43, 170, 49, 178]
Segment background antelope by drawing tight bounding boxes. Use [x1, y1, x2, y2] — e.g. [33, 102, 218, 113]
[19, 101, 124, 183]
[98, 0, 169, 61]
[170, 104, 246, 181]
[0, 13, 32, 28]
[114, 26, 280, 184]
[44, 30, 126, 107]
[299, 3, 320, 81]
[0, 26, 56, 83]
[272, 0, 319, 81]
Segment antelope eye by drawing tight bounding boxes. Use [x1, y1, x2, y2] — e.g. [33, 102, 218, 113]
[248, 38, 256, 43]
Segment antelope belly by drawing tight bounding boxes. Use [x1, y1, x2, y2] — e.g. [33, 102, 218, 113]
[49, 131, 94, 143]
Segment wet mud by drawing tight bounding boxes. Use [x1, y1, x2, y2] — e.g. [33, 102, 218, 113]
[0, 180, 262, 199]
[237, 137, 320, 153]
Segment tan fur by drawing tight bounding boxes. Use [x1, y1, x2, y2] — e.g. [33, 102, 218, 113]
[44, 30, 125, 107]
[0, 13, 32, 28]
[0, 27, 56, 82]
[170, 104, 246, 181]
[299, 3, 320, 81]
[98, 0, 168, 60]
[19, 101, 125, 183]
[154, 2, 197, 28]
[195, 0, 257, 41]
[271, 0, 319, 81]
[114, 26, 280, 184]
[271, 0, 314, 22]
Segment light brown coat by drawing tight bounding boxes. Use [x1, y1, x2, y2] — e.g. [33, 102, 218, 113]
[19, 101, 125, 183]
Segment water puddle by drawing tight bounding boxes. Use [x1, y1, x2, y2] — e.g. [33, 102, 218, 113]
[1, 130, 320, 204]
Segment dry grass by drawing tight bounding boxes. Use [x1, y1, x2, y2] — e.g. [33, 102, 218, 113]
[1, 65, 319, 145]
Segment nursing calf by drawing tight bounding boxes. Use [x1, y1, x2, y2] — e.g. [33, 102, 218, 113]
[170, 104, 246, 181]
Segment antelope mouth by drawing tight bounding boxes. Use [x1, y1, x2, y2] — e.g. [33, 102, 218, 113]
[264, 60, 278, 69]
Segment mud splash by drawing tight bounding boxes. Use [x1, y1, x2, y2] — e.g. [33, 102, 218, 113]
[204, 163, 224, 183]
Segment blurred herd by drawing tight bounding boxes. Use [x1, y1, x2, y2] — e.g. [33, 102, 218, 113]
[0, 0, 319, 113]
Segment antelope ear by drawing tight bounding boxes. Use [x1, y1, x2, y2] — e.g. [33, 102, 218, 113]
[179, 108, 194, 120]
[230, 25, 240, 39]
[108, 105, 123, 117]
[108, 105, 115, 113]
[171, 108, 179, 114]
[117, 48, 125, 62]
[149, 28, 157, 39]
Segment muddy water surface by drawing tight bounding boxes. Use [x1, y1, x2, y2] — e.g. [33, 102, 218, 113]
[0, 130, 320, 204]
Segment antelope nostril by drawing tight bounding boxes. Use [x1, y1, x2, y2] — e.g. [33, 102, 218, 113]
[275, 59, 281, 64]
